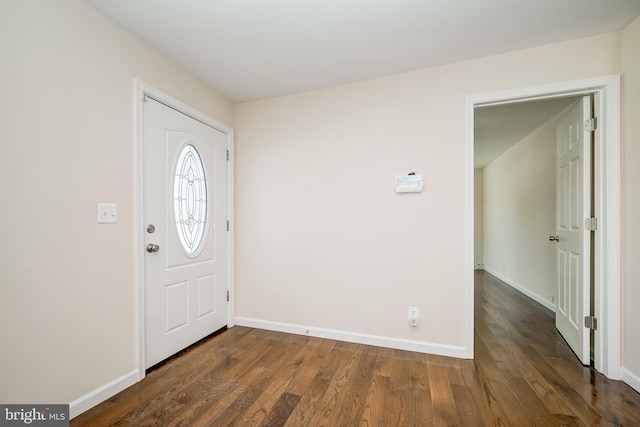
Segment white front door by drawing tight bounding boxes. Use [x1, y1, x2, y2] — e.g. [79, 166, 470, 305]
[143, 97, 228, 368]
[554, 95, 592, 365]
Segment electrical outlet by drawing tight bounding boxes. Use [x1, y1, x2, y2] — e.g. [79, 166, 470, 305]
[408, 306, 419, 327]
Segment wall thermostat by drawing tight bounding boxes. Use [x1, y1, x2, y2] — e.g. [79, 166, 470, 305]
[395, 173, 423, 193]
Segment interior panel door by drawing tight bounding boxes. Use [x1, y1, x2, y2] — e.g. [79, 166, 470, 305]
[554, 95, 591, 365]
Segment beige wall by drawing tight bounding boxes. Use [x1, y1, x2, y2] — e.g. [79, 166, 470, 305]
[483, 103, 573, 309]
[621, 16, 640, 387]
[474, 169, 484, 268]
[0, 0, 233, 406]
[235, 32, 620, 352]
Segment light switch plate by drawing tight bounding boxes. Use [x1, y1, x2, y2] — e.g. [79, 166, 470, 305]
[97, 203, 118, 224]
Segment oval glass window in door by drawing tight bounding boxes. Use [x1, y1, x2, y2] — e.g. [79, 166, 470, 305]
[173, 144, 208, 255]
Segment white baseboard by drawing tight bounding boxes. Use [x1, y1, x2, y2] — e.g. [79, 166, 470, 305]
[69, 369, 138, 419]
[234, 317, 470, 359]
[483, 267, 556, 313]
[622, 367, 640, 394]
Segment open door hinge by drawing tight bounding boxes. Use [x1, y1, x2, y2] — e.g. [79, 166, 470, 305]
[584, 117, 597, 132]
[585, 217, 598, 231]
[226, 220, 230, 231]
[227, 290, 230, 302]
[585, 316, 597, 330]
[226, 150, 230, 161]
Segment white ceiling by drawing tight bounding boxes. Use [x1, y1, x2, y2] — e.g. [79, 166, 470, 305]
[84, 1, 638, 168]
[85, 0, 640, 103]
[474, 97, 580, 168]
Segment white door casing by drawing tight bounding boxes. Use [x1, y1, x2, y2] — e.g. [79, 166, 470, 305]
[467, 75, 621, 380]
[143, 96, 228, 369]
[554, 96, 592, 365]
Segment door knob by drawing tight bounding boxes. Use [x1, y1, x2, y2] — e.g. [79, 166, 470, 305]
[146, 243, 160, 253]
[549, 235, 559, 242]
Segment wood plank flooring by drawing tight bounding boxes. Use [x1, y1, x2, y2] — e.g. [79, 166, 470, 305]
[72, 271, 640, 426]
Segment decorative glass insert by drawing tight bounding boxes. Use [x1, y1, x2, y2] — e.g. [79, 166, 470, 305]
[173, 144, 208, 255]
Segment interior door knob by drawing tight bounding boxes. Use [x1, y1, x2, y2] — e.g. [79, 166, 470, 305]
[146, 243, 160, 253]
[549, 235, 559, 242]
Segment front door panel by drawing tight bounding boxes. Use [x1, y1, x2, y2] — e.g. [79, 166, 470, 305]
[143, 97, 227, 368]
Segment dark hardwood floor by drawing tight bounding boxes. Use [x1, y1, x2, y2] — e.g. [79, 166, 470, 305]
[72, 271, 640, 426]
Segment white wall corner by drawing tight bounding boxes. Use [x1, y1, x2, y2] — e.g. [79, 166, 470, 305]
[622, 367, 640, 394]
[69, 370, 139, 419]
[483, 267, 556, 313]
[234, 317, 470, 359]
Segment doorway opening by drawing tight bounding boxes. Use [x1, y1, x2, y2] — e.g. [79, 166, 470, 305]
[465, 75, 622, 380]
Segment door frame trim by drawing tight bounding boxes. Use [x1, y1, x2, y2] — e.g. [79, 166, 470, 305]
[465, 75, 621, 379]
[133, 80, 235, 380]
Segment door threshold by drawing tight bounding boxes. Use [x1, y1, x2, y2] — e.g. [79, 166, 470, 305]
[145, 326, 228, 375]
